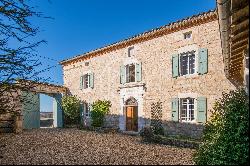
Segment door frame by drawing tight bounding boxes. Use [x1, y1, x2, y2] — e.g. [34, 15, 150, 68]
[124, 97, 138, 132]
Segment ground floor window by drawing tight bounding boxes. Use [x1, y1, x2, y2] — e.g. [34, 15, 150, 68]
[84, 103, 91, 117]
[180, 98, 195, 122]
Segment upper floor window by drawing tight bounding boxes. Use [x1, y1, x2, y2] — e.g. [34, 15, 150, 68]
[83, 73, 90, 89]
[120, 62, 142, 84]
[172, 47, 208, 78]
[180, 98, 195, 122]
[80, 73, 94, 90]
[184, 32, 192, 39]
[180, 51, 195, 76]
[128, 47, 134, 57]
[125, 64, 135, 83]
[85, 62, 89, 66]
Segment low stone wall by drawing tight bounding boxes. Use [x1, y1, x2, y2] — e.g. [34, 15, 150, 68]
[141, 134, 200, 149]
[81, 114, 204, 139]
[162, 121, 204, 139]
[0, 113, 14, 133]
[0, 113, 23, 133]
[104, 114, 119, 128]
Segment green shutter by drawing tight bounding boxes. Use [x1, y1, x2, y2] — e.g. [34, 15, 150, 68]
[136, 62, 142, 82]
[89, 102, 93, 117]
[120, 65, 125, 84]
[80, 76, 83, 90]
[172, 54, 179, 78]
[171, 98, 179, 122]
[83, 103, 86, 116]
[89, 73, 94, 88]
[197, 97, 207, 123]
[80, 102, 84, 124]
[198, 48, 208, 74]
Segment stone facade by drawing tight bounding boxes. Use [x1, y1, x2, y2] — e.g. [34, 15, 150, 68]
[62, 12, 236, 138]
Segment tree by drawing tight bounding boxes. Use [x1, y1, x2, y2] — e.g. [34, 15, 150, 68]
[91, 100, 111, 127]
[194, 89, 249, 165]
[61, 96, 81, 125]
[0, 0, 50, 115]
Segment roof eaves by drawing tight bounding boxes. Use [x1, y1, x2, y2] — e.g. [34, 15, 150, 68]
[60, 9, 217, 65]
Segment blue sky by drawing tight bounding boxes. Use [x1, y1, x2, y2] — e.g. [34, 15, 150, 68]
[34, 0, 216, 112]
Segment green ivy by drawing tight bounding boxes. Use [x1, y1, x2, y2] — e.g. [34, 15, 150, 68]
[61, 95, 80, 124]
[90, 100, 111, 127]
[194, 88, 249, 165]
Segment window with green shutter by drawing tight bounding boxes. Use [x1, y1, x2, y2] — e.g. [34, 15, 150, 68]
[171, 98, 179, 122]
[172, 54, 179, 78]
[198, 48, 208, 75]
[197, 97, 207, 123]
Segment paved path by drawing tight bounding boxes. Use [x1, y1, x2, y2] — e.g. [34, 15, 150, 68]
[0, 128, 195, 165]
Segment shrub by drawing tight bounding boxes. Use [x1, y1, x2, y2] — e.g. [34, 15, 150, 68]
[61, 95, 80, 125]
[139, 125, 154, 142]
[194, 89, 249, 165]
[151, 120, 165, 136]
[90, 100, 111, 127]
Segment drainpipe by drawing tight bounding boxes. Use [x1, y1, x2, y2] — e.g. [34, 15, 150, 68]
[216, 0, 231, 79]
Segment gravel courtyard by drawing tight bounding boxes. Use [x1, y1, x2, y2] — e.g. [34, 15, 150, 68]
[0, 128, 195, 165]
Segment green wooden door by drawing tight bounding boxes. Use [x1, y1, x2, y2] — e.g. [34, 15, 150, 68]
[22, 91, 40, 129]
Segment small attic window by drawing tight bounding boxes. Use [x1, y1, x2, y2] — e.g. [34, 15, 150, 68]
[85, 62, 89, 66]
[184, 32, 192, 39]
[128, 47, 134, 57]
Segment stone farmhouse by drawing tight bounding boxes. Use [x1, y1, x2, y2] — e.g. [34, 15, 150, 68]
[60, 10, 236, 138]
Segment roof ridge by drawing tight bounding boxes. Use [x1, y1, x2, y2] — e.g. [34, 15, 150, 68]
[60, 9, 217, 65]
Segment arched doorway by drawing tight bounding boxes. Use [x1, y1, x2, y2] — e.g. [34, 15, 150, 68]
[125, 97, 138, 131]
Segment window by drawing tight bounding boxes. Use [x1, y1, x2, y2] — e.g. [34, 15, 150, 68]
[180, 98, 195, 122]
[85, 62, 89, 66]
[80, 73, 94, 89]
[84, 103, 91, 117]
[180, 51, 195, 76]
[184, 32, 192, 39]
[125, 64, 135, 83]
[128, 47, 134, 57]
[83, 74, 90, 89]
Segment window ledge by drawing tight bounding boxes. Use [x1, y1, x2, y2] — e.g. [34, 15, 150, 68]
[179, 121, 204, 125]
[118, 82, 146, 90]
[81, 87, 93, 92]
[178, 73, 202, 79]
[180, 120, 196, 124]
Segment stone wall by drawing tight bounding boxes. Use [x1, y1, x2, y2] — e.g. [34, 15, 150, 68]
[63, 19, 236, 138]
[0, 90, 22, 133]
[162, 121, 204, 139]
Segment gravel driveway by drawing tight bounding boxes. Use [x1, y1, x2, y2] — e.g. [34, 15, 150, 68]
[0, 128, 195, 165]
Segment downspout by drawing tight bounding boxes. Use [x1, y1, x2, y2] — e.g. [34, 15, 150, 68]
[216, 0, 231, 79]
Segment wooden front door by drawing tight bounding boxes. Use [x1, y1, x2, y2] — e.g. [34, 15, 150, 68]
[126, 106, 138, 131]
